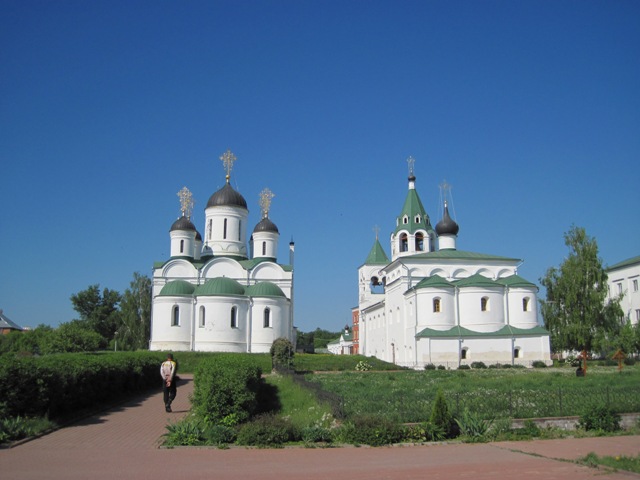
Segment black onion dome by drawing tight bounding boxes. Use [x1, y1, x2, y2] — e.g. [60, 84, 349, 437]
[435, 204, 459, 236]
[170, 216, 197, 232]
[253, 217, 279, 233]
[206, 183, 247, 209]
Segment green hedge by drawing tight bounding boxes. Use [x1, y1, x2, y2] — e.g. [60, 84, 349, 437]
[0, 352, 163, 419]
[191, 355, 263, 425]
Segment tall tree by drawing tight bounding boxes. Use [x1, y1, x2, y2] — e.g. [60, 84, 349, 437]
[117, 272, 152, 350]
[540, 226, 623, 355]
[70, 284, 121, 340]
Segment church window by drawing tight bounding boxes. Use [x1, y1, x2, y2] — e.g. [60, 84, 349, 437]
[522, 297, 530, 312]
[199, 306, 205, 328]
[230, 306, 237, 328]
[633, 279, 638, 292]
[433, 298, 441, 313]
[263, 308, 271, 328]
[399, 233, 408, 252]
[415, 232, 424, 251]
[402, 215, 409, 224]
[208, 220, 212, 240]
[481, 297, 489, 311]
[415, 215, 421, 223]
[238, 220, 241, 241]
[461, 348, 468, 360]
[223, 218, 228, 239]
[171, 306, 179, 326]
[514, 347, 521, 359]
[262, 242, 266, 256]
[180, 239, 184, 254]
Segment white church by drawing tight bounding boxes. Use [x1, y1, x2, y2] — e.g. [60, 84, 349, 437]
[357, 158, 551, 368]
[149, 150, 295, 353]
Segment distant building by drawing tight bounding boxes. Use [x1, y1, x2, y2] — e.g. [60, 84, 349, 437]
[149, 151, 295, 353]
[357, 158, 551, 368]
[0, 310, 24, 335]
[606, 255, 640, 325]
[328, 325, 354, 355]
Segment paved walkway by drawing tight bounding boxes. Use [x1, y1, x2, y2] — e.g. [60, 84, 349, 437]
[1, 375, 639, 480]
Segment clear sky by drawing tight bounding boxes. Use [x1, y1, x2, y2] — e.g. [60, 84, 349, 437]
[1, 1, 639, 333]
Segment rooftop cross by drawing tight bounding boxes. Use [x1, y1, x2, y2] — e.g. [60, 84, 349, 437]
[220, 149, 237, 183]
[407, 156, 415, 176]
[177, 186, 194, 218]
[373, 224, 380, 240]
[259, 188, 275, 218]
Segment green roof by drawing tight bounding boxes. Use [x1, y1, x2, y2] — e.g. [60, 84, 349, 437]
[245, 282, 286, 297]
[416, 325, 549, 338]
[607, 255, 640, 272]
[195, 277, 246, 296]
[153, 256, 292, 272]
[495, 274, 537, 288]
[158, 280, 196, 296]
[364, 238, 390, 265]
[454, 273, 499, 288]
[394, 188, 433, 235]
[407, 249, 521, 262]
[410, 274, 454, 291]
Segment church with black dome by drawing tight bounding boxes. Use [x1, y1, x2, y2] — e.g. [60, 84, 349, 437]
[149, 150, 295, 353]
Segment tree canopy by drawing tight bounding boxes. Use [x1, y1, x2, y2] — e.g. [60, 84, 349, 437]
[540, 226, 623, 354]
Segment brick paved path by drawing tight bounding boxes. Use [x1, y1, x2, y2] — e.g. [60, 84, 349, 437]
[1, 374, 638, 480]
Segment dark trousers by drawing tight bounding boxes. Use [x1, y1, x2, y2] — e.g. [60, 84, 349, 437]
[163, 380, 177, 406]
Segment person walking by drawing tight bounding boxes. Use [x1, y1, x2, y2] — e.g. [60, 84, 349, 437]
[160, 353, 177, 412]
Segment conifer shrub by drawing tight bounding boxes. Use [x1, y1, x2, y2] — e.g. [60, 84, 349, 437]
[429, 389, 457, 438]
[270, 337, 294, 371]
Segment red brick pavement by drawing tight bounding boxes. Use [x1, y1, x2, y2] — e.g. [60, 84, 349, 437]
[1, 374, 638, 480]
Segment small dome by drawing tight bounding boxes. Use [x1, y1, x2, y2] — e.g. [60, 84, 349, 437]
[195, 277, 246, 296]
[170, 216, 197, 232]
[159, 280, 196, 296]
[253, 217, 279, 233]
[435, 203, 459, 236]
[246, 282, 286, 298]
[206, 183, 247, 209]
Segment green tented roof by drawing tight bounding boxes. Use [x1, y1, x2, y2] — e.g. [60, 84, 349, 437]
[245, 282, 286, 297]
[607, 255, 640, 272]
[394, 188, 433, 235]
[159, 280, 196, 296]
[195, 277, 246, 296]
[364, 238, 390, 265]
[416, 325, 549, 338]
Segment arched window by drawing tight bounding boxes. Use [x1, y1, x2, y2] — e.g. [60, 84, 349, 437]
[481, 297, 489, 311]
[514, 347, 521, 359]
[199, 306, 205, 328]
[180, 239, 184, 253]
[415, 232, 424, 251]
[399, 233, 408, 252]
[262, 241, 266, 256]
[238, 220, 241, 240]
[433, 298, 441, 313]
[415, 215, 421, 223]
[223, 218, 228, 239]
[208, 220, 212, 240]
[461, 347, 468, 360]
[171, 306, 179, 326]
[230, 306, 237, 328]
[402, 215, 409, 224]
[263, 308, 271, 328]
[522, 297, 530, 312]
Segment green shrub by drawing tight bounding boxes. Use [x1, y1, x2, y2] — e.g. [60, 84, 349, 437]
[164, 419, 205, 446]
[532, 360, 547, 368]
[403, 421, 446, 442]
[424, 363, 436, 370]
[192, 356, 262, 425]
[455, 409, 493, 441]
[301, 425, 334, 444]
[355, 361, 373, 371]
[437, 365, 446, 370]
[336, 415, 404, 446]
[203, 423, 237, 446]
[270, 338, 294, 370]
[578, 405, 621, 432]
[470, 361, 487, 369]
[458, 364, 470, 370]
[429, 389, 457, 438]
[624, 358, 636, 366]
[236, 414, 297, 447]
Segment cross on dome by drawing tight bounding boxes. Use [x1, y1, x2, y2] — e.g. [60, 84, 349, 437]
[220, 149, 237, 183]
[177, 186, 194, 218]
[259, 188, 275, 218]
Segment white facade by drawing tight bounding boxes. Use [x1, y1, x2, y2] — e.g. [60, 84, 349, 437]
[357, 165, 551, 368]
[149, 158, 294, 353]
[606, 256, 640, 325]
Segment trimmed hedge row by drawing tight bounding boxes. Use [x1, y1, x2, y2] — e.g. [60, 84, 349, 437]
[0, 352, 164, 419]
[192, 355, 263, 426]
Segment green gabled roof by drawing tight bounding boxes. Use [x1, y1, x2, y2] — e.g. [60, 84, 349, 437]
[496, 274, 537, 288]
[408, 249, 521, 262]
[159, 280, 196, 296]
[195, 277, 246, 296]
[394, 188, 433, 235]
[245, 282, 286, 298]
[416, 325, 549, 338]
[364, 238, 390, 265]
[607, 255, 640, 272]
[409, 275, 454, 291]
[454, 273, 498, 288]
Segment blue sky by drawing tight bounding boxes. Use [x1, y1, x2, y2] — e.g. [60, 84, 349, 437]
[1, 1, 639, 332]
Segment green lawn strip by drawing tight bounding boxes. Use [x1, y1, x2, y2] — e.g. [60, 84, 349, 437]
[579, 452, 640, 474]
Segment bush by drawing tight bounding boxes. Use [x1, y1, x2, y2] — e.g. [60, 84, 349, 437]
[437, 365, 446, 370]
[532, 360, 547, 368]
[458, 364, 470, 370]
[430, 389, 457, 438]
[301, 425, 334, 445]
[336, 415, 404, 446]
[203, 423, 237, 446]
[236, 414, 298, 447]
[424, 363, 436, 370]
[270, 338, 294, 371]
[624, 358, 636, 366]
[192, 356, 262, 425]
[578, 405, 621, 432]
[455, 410, 493, 442]
[164, 419, 205, 447]
[355, 361, 373, 371]
[470, 361, 487, 369]
[403, 421, 446, 442]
